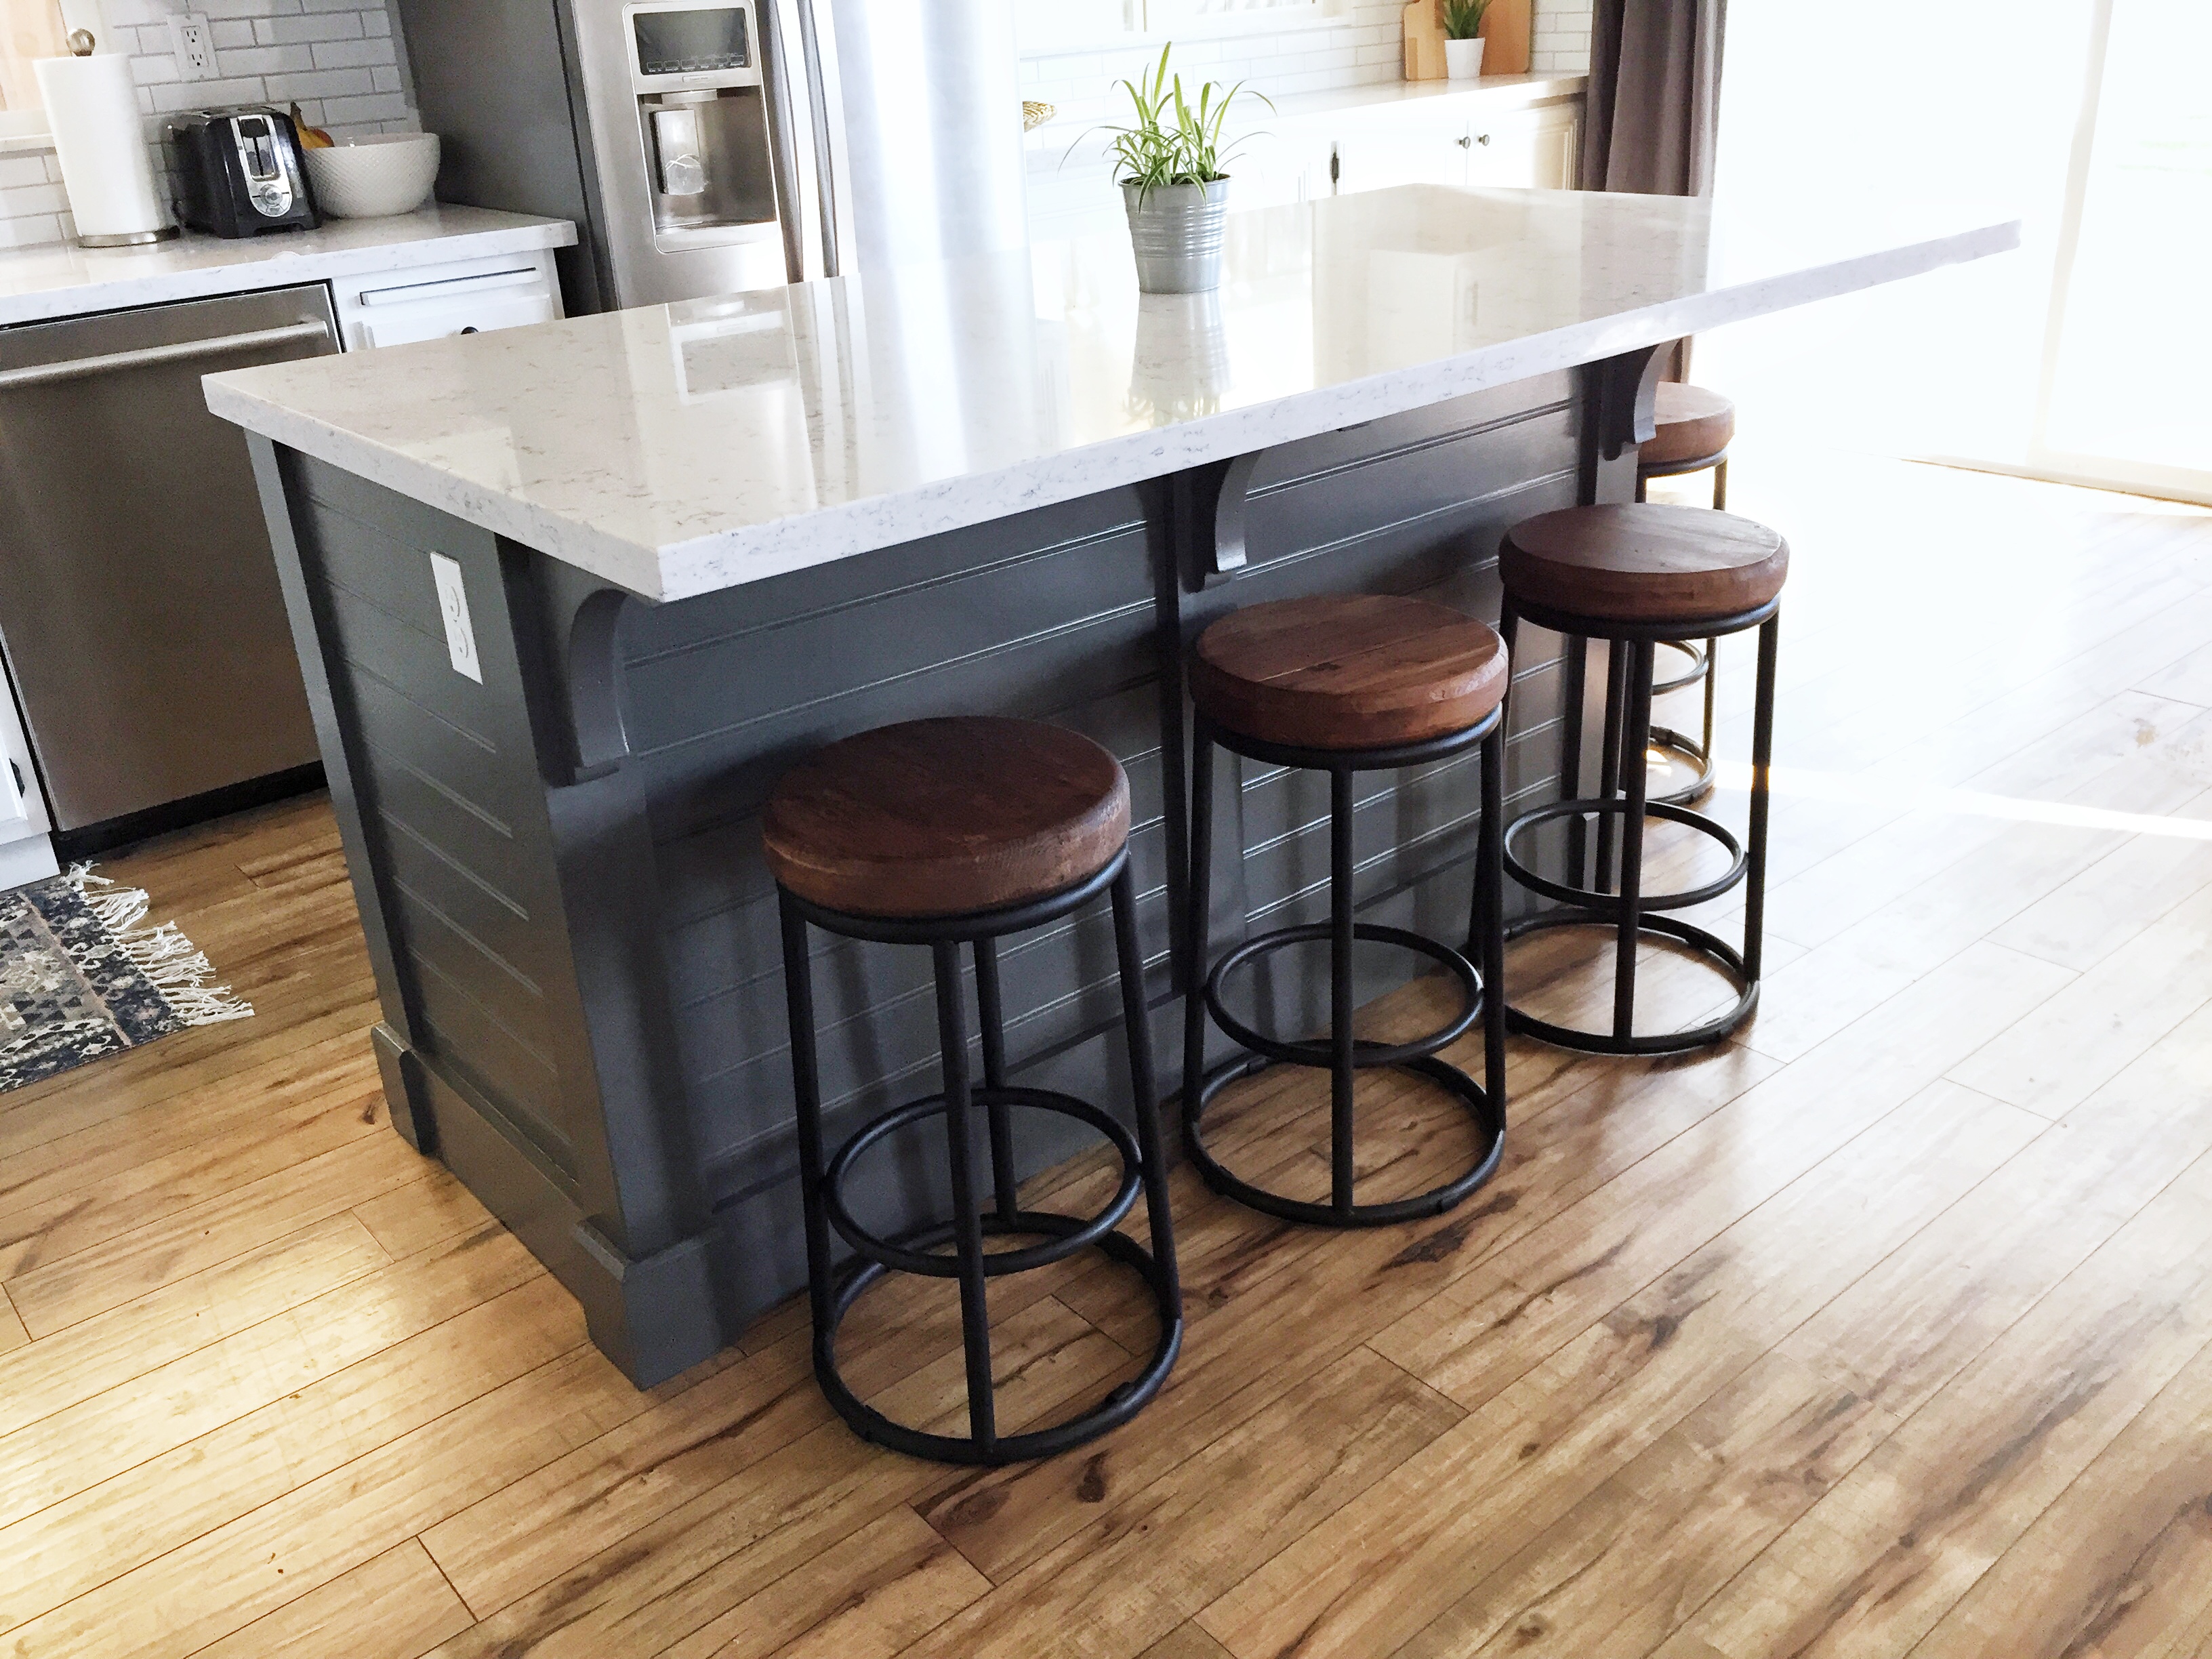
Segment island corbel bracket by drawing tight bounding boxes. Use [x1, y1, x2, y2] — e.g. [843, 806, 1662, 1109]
[1174, 450, 1263, 591]
[506, 557, 636, 788]
[1580, 342, 1671, 505]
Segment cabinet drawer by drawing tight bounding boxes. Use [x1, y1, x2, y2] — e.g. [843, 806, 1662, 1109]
[361, 289, 557, 348]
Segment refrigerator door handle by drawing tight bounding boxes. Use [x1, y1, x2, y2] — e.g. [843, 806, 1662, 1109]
[797, 0, 855, 280]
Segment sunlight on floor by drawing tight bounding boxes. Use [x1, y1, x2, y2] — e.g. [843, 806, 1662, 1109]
[1713, 758, 2212, 842]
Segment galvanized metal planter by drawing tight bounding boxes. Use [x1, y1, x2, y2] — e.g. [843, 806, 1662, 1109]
[1123, 178, 1230, 294]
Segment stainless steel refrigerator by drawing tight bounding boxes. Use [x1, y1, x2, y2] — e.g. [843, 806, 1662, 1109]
[396, 0, 1030, 312]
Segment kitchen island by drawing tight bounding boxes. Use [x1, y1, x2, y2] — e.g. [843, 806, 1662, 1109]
[208, 185, 2015, 1385]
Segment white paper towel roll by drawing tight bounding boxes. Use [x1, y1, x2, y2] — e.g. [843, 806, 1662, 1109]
[33, 52, 172, 244]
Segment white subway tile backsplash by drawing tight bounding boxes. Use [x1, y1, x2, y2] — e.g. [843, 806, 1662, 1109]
[1, 0, 417, 249]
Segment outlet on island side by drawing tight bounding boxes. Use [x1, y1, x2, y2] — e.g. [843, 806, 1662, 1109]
[168, 13, 218, 81]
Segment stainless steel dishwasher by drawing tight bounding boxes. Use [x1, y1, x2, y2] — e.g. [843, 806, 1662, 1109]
[0, 285, 335, 835]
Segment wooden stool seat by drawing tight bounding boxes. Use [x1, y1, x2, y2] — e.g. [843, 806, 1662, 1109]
[1188, 594, 1509, 752]
[1500, 503, 1788, 626]
[1641, 383, 1736, 467]
[762, 717, 1129, 918]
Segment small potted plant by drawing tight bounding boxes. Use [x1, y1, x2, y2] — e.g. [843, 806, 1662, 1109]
[1443, 0, 1489, 79]
[1090, 44, 1270, 294]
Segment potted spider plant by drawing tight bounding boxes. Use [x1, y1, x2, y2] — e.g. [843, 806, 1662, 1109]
[1090, 44, 1270, 294]
[1443, 0, 1489, 79]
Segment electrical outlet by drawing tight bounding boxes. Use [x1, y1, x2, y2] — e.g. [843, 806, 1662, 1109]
[168, 13, 218, 81]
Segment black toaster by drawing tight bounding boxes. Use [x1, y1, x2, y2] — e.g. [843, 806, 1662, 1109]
[167, 108, 319, 237]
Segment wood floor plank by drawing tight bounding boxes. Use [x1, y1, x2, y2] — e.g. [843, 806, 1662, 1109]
[0, 1046, 386, 1285]
[7, 1122, 432, 1336]
[1367, 943, 2070, 1404]
[1946, 877, 2212, 1117]
[0, 1028, 381, 1233]
[2, 1339, 644, 1659]
[920, 1040, 1780, 1587]
[0, 1222, 541, 1532]
[1988, 783, 2212, 970]
[350, 1168, 495, 1261]
[0, 1212, 391, 1441]
[1136, 1626, 1237, 1659]
[1195, 1079, 2043, 1659]
[656, 1505, 989, 1659]
[1667, 1132, 2212, 1658]
[184, 1540, 472, 1659]
[1384, 1351, 1902, 1659]
[0, 1284, 24, 1356]
[422, 1290, 1134, 1656]
[1909, 1326, 2212, 1659]
[901, 1347, 1464, 1659]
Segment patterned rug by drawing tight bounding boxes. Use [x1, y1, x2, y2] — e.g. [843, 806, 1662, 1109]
[0, 867, 252, 1093]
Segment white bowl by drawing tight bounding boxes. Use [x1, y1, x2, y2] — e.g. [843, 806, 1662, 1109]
[303, 132, 441, 220]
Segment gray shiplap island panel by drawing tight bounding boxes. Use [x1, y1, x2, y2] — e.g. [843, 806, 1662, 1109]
[226, 186, 2019, 1383]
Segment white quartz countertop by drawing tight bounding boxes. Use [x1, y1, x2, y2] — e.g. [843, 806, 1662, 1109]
[205, 186, 2018, 604]
[0, 205, 576, 327]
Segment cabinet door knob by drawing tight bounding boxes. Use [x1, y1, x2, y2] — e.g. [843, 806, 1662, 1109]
[1477, 132, 1492, 145]
[1457, 135, 1471, 148]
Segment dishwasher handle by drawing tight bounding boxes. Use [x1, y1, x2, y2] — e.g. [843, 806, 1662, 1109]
[0, 320, 333, 392]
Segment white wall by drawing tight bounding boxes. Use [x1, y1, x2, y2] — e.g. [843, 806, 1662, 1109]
[0, 0, 414, 250]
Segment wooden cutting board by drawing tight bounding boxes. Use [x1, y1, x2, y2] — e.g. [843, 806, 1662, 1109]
[1479, 0, 1531, 75]
[1402, 0, 1446, 81]
[1406, 0, 1532, 81]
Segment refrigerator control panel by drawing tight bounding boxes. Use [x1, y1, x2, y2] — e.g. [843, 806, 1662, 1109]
[626, 1, 762, 91]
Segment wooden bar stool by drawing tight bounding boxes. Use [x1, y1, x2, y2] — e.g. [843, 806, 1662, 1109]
[1635, 383, 1738, 806]
[764, 717, 1181, 1465]
[1182, 594, 1509, 1228]
[1498, 502, 1785, 1055]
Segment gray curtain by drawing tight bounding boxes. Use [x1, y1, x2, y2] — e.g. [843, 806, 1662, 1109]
[1582, 0, 1727, 377]
[1582, 0, 1726, 196]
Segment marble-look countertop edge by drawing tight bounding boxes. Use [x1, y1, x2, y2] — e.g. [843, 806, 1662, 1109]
[209, 212, 2020, 606]
[0, 216, 578, 327]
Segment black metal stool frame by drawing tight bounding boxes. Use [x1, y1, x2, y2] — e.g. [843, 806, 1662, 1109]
[778, 847, 1183, 1466]
[1181, 703, 1509, 1229]
[1633, 443, 1731, 808]
[1498, 592, 1778, 1057]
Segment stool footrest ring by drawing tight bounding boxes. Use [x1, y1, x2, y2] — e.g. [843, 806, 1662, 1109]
[1203, 922, 1481, 1070]
[816, 1215, 1183, 1465]
[1503, 911, 1759, 1054]
[1647, 724, 1717, 807]
[1504, 798, 1745, 912]
[823, 1086, 1141, 1277]
[1185, 1052, 1505, 1227]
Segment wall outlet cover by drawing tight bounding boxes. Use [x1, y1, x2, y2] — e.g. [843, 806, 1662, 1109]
[169, 13, 218, 81]
[430, 553, 484, 682]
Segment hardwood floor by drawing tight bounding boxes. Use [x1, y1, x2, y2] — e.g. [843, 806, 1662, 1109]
[5, 455, 2212, 1658]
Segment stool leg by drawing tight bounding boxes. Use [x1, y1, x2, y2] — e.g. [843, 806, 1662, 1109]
[1559, 634, 1589, 888]
[930, 939, 996, 1453]
[1745, 613, 1780, 983]
[1183, 722, 1215, 1126]
[1612, 640, 1657, 1044]
[1329, 766, 1357, 1221]
[1701, 635, 1719, 777]
[972, 937, 1021, 1225]
[1479, 720, 1509, 1122]
[1109, 863, 1181, 1311]
[1595, 640, 1629, 895]
[1713, 457, 1729, 512]
[779, 895, 836, 1347]
[1475, 602, 1522, 957]
[1634, 470, 1649, 504]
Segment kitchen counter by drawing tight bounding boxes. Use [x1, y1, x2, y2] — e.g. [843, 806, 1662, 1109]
[0, 205, 575, 327]
[211, 184, 2018, 1387]
[211, 186, 2015, 603]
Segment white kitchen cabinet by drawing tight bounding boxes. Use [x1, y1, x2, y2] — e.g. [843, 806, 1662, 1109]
[1331, 95, 1581, 196]
[331, 250, 563, 352]
[0, 668, 58, 888]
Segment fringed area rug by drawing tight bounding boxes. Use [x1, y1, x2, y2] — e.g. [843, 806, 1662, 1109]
[0, 867, 253, 1093]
